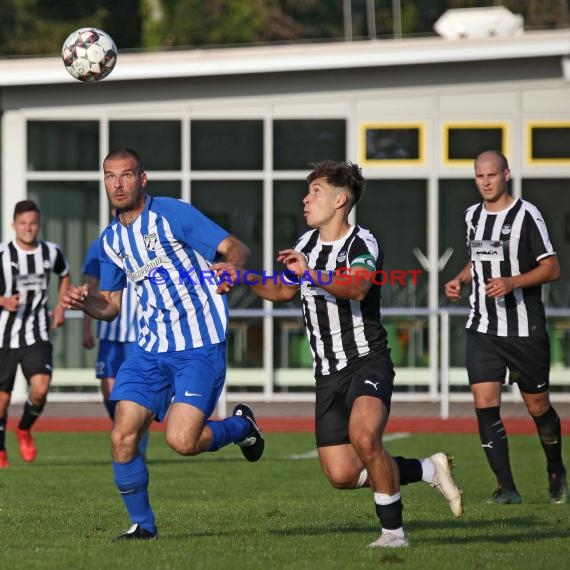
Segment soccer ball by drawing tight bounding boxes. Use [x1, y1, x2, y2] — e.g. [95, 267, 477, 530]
[62, 28, 118, 82]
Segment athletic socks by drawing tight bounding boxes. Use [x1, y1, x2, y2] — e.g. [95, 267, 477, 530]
[532, 405, 565, 475]
[356, 457, 424, 489]
[113, 455, 156, 534]
[18, 399, 44, 431]
[393, 457, 423, 485]
[476, 406, 517, 491]
[0, 415, 6, 450]
[206, 416, 250, 452]
[374, 492, 403, 531]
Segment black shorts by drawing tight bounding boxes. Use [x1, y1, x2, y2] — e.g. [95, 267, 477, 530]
[315, 350, 395, 448]
[465, 329, 550, 394]
[0, 341, 53, 393]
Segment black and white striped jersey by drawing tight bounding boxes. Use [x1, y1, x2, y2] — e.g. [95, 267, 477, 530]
[0, 240, 69, 348]
[295, 225, 388, 376]
[464, 198, 555, 337]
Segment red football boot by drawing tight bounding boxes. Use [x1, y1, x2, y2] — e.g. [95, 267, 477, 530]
[16, 428, 37, 462]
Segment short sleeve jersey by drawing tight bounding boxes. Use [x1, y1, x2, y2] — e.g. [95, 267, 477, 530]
[465, 197, 556, 337]
[99, 196, 230, 353]
[294, 224, 388, 376]
[0, 240, 69, 348]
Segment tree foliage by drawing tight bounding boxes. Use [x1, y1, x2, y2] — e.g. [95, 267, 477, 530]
[0, 0, 568, 57]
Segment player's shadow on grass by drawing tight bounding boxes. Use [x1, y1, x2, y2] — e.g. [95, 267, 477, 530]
[269, 523, 378, 537]
[407, 516, 570, 544]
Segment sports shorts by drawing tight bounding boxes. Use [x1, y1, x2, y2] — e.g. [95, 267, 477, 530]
[110, 340, 227, 422]
[96, 339, 137, 379]
[0, 341, 53, 392]
[465, 329, 550, 394]
[315, 349, 395, 448]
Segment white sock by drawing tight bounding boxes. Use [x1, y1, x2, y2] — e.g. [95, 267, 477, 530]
[381, 527, 405, 538]
[374, 492, 401, 505]
[421, 457, 436, 483]
[356, 468, 368, 488]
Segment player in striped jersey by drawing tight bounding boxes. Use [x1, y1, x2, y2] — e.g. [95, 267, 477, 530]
[215, 161, 463, 548]
[0, 200, 70, 468]
[444, 150, 567, 505]
[82, 237, 149, 455]
[63, 148, 264, 541]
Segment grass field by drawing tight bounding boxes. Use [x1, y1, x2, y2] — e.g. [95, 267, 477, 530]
[0, 431, 568, 570]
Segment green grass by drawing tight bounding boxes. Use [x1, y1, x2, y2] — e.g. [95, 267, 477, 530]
[0, 431, 567, 569]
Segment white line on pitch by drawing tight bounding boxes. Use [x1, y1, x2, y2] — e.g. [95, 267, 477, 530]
[287, 432, 411, 460]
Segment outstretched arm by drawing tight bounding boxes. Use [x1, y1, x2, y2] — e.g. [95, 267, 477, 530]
[81, 274, 99, 348]
[62, 285, 123, 322]
[214, 235, 250, 294]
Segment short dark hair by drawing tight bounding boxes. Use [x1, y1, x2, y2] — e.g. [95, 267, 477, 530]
[104, 148, 144, 172]
[13, 200, 40, 219]
[474, 150, 509, 171]
[306, 161, 365, 209]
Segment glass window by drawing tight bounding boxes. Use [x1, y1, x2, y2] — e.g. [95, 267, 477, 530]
[356, 180, 427, 308]
[363, 125, 423, 163]
[273, 119, 346, 170]
[357, 180, 429, 368]
[109, 121, 181, 170]
[438, 179, 483, 302]
[439, 178, 512, 368]
[445, 125, 505, 162]
[27, 121, 99, 171]
[273, 180, 309, 310]
[148, 180, 181, 199]
[273, 180, 307, 252]
[191, 180, 263, 310]
[523, 179, 570, 309]
[27, 181, 99, 370]
[529, 125, 570, 161]
[191, 120, 263, 170]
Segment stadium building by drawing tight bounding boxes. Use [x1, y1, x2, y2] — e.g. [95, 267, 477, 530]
[1, 9, 570, 412]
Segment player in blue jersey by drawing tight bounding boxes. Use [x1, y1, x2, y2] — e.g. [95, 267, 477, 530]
[63, 148, 264, 541]
[82, 237, 149, 455]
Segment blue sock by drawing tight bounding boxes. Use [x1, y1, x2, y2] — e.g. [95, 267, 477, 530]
[113, 455, 155, 533]
[206, 416, 250, 451]
[138, 430, 150, 456]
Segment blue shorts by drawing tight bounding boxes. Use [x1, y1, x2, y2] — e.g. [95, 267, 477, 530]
[96, 339, 137, 379]
[110, 341, 227, 422]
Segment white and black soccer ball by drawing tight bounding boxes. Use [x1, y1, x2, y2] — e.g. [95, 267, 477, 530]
[62, 27, 117, 82]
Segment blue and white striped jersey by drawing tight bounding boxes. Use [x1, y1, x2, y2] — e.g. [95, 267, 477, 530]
[99, 196, 230, 353]
[82, 238, 138, 343]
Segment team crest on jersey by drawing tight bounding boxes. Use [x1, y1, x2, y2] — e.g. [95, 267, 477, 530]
[43, 260, 51, 270]
[337, 250, 348, 263]
[501, 224, 511, 236]
[144, 233, 159, 251]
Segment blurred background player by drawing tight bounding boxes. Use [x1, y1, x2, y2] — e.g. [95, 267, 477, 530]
[0, 200, 70, 468]
[444, 150, 567, 505]
[82, 235, 149, 456]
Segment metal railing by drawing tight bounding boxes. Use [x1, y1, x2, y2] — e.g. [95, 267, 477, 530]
[13, 308, 568, 419]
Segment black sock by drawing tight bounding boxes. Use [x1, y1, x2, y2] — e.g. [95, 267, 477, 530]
[475, 406, 517, 491]
[532, 406, 565, 475]
[18, 400, 45, 431]
[0, 416, 6, 451]
[375, 498, 403, 530]
[394, 457, 422, 485]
